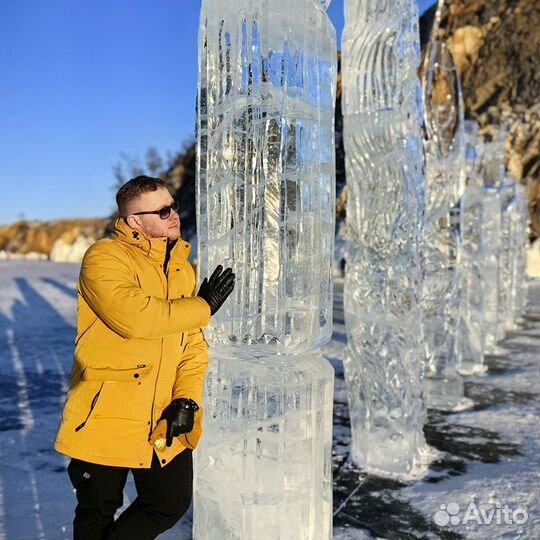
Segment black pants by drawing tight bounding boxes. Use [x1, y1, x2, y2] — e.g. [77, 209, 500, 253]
[67, 450, 193, 540]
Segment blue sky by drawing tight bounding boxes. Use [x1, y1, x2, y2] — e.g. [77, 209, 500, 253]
[0, 0, 434, 225]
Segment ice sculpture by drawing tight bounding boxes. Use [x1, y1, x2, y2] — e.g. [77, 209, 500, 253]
[513, 183, 530, 318]
[196, 0, 336, 355]
[480, 136, 505, 351]
[194, 353, 333, 540]
[480, 186, 502, 353]
[194, 0, 337, 538]
[499, 177, 518, 331]
[501, 179, 530, 329]
[341, 0, 426, 476]
[421, 31, 467, 410]
[458, 121, 486, 375]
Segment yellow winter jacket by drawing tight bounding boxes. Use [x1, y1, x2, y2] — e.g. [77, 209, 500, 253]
[54, 218, 211, 468]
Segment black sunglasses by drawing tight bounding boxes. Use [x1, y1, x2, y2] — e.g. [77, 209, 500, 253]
[132, 201, 179, 220]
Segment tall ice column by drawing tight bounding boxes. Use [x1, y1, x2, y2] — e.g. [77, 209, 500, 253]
[421, 31, 467, 411]
[458, 121, 486, 375]
[341, 0, 427, 477]
[499, 177, 518, 331]
[480, 136, 505, 352]
[502, 178, 529, 329]
[513, 183, 530, 318]
[194, 1, 337, 539]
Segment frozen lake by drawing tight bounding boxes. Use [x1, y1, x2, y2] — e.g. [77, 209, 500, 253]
[0, 260, 538, 539]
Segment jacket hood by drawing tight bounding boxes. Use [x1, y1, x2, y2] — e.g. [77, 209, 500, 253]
[111, 218, 192, 263]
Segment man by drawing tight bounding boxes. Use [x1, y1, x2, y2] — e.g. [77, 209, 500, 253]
[54, 176, 234, 540]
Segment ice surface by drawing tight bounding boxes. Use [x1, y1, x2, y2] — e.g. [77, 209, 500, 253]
[481, 187, 503, 353]
[460, 185, 487, 375]
[498, 179, 530, 333]
[422, 39, 465, 220]
[499, 178, 518, 331]
[341, 0, 426, 476]
[421, 222, 461, 375]
[196, 0, 337, 355]
[480, 137, 505, 352]
[193, 353, 334, 540]
[195, 1, 337, 538]
[421, 38, 467, 410]
[481, 136, 506, 189]
[513, 183, 530, 317]
[458, 121, 486, 376]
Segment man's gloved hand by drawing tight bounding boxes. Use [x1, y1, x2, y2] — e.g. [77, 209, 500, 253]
[159, 398, 200, 447]
[197, 265, 235, 315]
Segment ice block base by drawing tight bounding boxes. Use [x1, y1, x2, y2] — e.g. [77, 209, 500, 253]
[193, 352, 334, 540]
[424, 374, 473, 412]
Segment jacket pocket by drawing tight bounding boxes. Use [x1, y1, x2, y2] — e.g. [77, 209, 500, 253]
[75, 383, 104, 432]
[82, 364, 152, 382]
[79, 364, 153, 422]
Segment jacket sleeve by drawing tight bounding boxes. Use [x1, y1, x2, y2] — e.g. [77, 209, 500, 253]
[78, 243, 211, 339]
[172, 328, 209, 406]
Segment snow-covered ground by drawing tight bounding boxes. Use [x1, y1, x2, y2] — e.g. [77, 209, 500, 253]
[0, 260, 538, 539]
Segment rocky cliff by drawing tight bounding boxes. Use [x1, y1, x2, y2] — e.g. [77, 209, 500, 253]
[0, 219, 108, 260]
[422, 0, 540, 238]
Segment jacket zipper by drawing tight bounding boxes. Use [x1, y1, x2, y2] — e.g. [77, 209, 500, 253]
[149, 341, 163, 433]
[148, 251, 168, 432]
[75, 383, 104, 432]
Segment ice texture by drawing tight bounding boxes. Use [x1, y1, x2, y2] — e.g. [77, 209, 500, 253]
[193, 353, 334, 540]
[421, 38, 466, 410]
[513, 183, 530, 317]
[460, 127, 529, 360]
[479, 138, 505, 351]
[422, 40, 465, 221]
[480, 186, 502, 353]
[196, 0, 337, 355]
[341, 0, 427, 476]
[499, 177, 518, 331]
[458, 121, 486, 375]
[500, 179, 530, 330]
[194, 1, 337, 538]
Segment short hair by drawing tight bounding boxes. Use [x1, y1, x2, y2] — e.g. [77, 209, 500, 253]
[116, 175, 168, 217]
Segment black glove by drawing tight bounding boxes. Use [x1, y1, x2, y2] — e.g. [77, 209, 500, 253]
[197, 264, 235, 315]
[160, 398, 199, 447]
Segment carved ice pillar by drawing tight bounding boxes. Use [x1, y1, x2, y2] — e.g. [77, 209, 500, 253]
[480, 190, 502, 353]
[421, 35, 467, 411]
[480, 136, 505, 352]
[513, 183, 530, 318]
[499, 176, 518, 331]
[458, 121, 487, 375]
[194, 1, 337, 539]
[501, 177, 530, 330]
[341, 0, 426, 477]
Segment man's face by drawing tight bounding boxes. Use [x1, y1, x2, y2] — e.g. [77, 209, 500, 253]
[126, 187, 181, 241]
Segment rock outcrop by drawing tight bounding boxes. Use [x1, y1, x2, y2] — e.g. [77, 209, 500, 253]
[50, 234, 97, 263]
[421, 0, 540, 239]
[0, 219, 108, 260]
